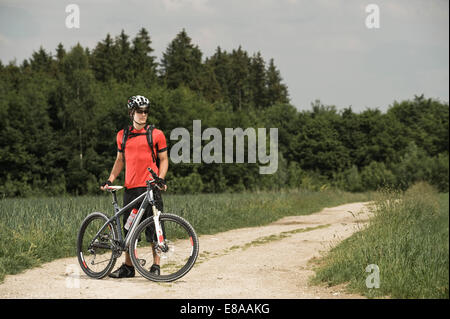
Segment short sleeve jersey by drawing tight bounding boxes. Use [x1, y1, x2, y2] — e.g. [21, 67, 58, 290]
[116, 126, 167, 189]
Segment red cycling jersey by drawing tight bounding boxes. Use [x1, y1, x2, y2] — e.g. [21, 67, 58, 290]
[116, 127, 167, 189]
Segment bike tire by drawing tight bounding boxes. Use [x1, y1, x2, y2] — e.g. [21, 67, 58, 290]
[129, 213, 199, 282]
[76, 212, 118, 279]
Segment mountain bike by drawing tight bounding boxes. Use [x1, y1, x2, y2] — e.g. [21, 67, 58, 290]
[76, 168, 199, 282]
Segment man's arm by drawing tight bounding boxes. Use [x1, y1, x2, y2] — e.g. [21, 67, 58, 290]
[101, 152, 124, 190]
[158, 150, 168, 180]
[158, 150, 169, 191]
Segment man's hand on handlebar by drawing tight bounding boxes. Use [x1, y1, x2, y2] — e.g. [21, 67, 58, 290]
[148, 168, 168, 191]
[100, 180, 112, 191]
[153, 176, 168, 191]
[158, 183, 168, 192]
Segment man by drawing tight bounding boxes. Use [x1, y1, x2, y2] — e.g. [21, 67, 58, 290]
[101, 95, 169, 278]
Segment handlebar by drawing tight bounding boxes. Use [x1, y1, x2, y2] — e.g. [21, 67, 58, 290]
[101, 168, 165, 192]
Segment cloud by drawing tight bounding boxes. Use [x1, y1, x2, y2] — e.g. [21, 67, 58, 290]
[0, 0, 447, 111]
[384, 0, 449, 20]
[0, 4, 41, 38]
[313, 34, 367, 53]
[162, 0, 213, 13]
[0, 33, 9, 46]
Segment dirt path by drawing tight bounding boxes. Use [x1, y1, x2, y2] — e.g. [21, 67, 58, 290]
[0, 202, 373, 299]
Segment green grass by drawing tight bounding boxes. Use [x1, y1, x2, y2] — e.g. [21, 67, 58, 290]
[0, 188, 372, 283]
[311, 182, 449, 299]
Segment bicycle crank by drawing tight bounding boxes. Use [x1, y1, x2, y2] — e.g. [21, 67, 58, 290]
[137, 258, 146, 267]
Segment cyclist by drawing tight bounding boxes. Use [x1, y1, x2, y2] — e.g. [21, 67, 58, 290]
[101, 95, 168, 278]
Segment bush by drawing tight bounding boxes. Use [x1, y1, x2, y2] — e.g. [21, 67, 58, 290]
[428, 153, 449, 192]
[333, 165, 363, 192]
[168, 170, 204, 194]
[391, 142, 449, 192]
[360, 161, 396, 191]
[391, 142, 432, 190]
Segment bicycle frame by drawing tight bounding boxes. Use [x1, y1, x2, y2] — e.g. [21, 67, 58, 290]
[89, 185, 162, 252]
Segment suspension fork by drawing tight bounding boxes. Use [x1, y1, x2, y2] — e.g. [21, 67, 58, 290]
[152, 205, 165, 246]
[145, 184, 165, 247]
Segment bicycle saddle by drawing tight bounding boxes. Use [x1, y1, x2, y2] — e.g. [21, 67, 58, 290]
[105, 186, 124, 192]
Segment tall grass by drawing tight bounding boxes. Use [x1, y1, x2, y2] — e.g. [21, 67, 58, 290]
[311, 182, 449, 299]
[0, 188, 372, 282]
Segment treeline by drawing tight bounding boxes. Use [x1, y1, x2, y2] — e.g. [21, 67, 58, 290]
[0, 28, 448, 197]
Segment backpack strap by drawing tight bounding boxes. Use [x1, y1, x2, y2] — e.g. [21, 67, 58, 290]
[146, 124, 157, 164]
[120, 126, 131, 162]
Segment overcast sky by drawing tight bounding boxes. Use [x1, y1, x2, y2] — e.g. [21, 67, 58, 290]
[0, 0, 448, 112]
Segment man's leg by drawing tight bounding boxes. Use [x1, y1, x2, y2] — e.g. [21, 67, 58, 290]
[122, 188, 142, 267]
[125, 252, 133, 266]
[108, 187, 144, 278]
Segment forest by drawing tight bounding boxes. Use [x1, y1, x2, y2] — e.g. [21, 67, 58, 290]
[0, 28, 448, 197]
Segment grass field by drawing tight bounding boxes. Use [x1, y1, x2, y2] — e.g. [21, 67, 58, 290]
[311, 182, 449, 299]
[0, 188, 372, 283]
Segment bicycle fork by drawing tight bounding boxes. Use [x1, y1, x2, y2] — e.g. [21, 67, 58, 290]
[152, 206, 164, 245]
[123, 204, 166, 251]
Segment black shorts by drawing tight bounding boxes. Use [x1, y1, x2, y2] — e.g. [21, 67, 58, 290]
[123, 187, 164, 240]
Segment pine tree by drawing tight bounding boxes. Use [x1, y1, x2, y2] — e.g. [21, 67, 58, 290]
[91, 33, 116, 82]
[199, 62, 222, 102]
[131, 28, 157, 84]
[56, 43, 66, 62]
[249, 52, 268, 108]
[160, 29, 204, 91]
[114, 30, 132, 82]
[29, 46, 53, 73]
[266, 58, 289, 106]
[206, 46, 233, 104]
[228, 46, 251, 111]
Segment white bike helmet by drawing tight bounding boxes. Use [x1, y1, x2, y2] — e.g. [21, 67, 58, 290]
[127, 95, 150, 110]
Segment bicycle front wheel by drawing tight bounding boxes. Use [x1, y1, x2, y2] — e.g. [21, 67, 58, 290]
[129, 213, 199, 282]
[77, 212, 118, 279]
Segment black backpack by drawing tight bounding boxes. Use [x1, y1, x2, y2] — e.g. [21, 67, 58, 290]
[121, 124, 159, 167]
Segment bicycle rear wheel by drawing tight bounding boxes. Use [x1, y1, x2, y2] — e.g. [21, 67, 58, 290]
[129, 213, 199, 282]
[77, 212, 118, 279]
